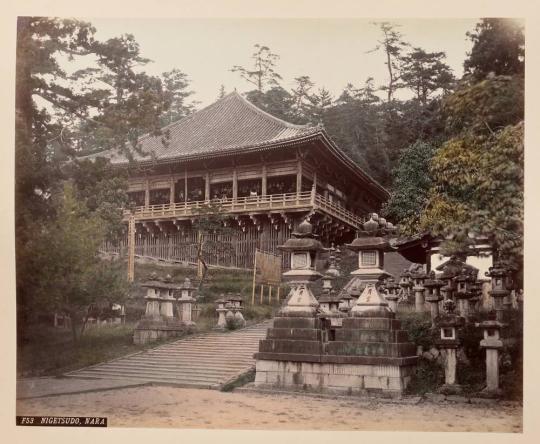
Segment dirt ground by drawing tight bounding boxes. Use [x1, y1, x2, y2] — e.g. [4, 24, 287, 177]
[16, 386, 522, 432]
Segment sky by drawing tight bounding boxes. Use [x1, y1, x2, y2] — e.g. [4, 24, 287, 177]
[82, 18, 480, 107]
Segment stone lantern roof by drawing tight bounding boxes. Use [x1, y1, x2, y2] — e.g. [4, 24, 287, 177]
[180, 277, 196, 291]
[278, 219, 324, 252]
[346, 213, 395, 252]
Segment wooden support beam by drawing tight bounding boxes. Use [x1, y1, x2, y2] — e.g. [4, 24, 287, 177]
[127, 215, 135, 282]
[170, 177, 175, 205]
[296, 158, 303, 194]
[232, 166, 238, 199]
[144, 179, 150, 208]
[261, 164, 267, 197]
[184, 167, 188, 204]
[205, 172, 210, 201]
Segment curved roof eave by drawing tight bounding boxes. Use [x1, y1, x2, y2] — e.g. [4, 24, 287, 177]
[104, 129, 389, 201]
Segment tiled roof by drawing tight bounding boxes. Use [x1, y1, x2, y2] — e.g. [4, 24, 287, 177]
[100, 91, 320, 165]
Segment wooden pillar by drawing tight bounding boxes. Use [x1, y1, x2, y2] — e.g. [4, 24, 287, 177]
[127, 215, 135, 282]
[296, 159, 303, 194]
[169, 177, 175, 205]
[184, 167, 188, 203]
[145, 179, 150, 207]
[232, 167, 238, 200]
[205, 172, 210, 201]
[261, 164, 267, 197]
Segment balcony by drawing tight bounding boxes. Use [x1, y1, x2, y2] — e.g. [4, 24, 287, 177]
[124, 190, 366, 230]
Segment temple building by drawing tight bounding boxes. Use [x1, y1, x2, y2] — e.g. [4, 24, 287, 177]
[98, 92, 389, 269]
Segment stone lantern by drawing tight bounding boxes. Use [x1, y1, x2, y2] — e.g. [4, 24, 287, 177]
[437, 256, 464, 301]
[177, 277, 196, 325]
[486, 263, 511, 321]
[321, 272, 335, 294]
[411, 269, 428, 313]
[399, 270, 413, 301]
[346, 214, 393, 287]
[214, 296, 228, 329]
[141, 273, 169, 319]
[276, 218, 324, 316]
[335, 245, 343, 274]
[475, 319, 506, 396]
[229, 293, 246, 328]
[454, 268, 475, 319]
[436, 299, 465, 394]
[384, 277, 400, 313]
[423, 271, 445, 326]
[134, 273, 186, 345]
[326, 243, 340, 277]
[338, 293, 354, 313]
[159, 274, 177, 318]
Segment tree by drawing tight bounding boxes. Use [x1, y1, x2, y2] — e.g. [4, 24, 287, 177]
[382, 140, 437, 232]
[218, 84, 227, 99]
[190, 201, 234, 288]
[160, 69, 197, 125]
[369, 22, 408, 102]
[309, 87, 334, 123]
[290, 75, 315, 121]
[15, 18, 187, 336]
[464, 18, 524, 79]
[18, 184, 129, 343]
[231, 44, 282, 92]
[420, 123, 523, 265]
[244, 86, 298, 123]
[65, 157, 129, 242]
[399, 48, 455, 105]
[418, 68, 524, 269]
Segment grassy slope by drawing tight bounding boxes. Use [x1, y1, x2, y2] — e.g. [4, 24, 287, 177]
[18, 260, 277, 377]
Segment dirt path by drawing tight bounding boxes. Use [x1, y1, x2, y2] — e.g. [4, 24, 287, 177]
[16, 386, 522, 432]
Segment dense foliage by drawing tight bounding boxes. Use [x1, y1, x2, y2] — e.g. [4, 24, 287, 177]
[15, 18, 194, 342]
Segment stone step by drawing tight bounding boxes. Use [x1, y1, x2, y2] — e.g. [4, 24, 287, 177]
[72, 367, 243, 380]
[71, 371, 222, 386]
[120, 359, 254, 368]
[87, 363, 252, 375]
[66, 321, 269, 388]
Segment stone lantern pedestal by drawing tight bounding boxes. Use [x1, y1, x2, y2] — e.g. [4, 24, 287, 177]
[476, 320, 506, 397]
[436, 307, 465, 394]
[411, 270, 427, 313]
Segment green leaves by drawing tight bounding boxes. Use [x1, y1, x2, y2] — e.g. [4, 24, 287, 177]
[464, 19, 524, 79]
[382, 140, 437, 233]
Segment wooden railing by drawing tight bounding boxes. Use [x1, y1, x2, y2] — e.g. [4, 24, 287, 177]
[125, 191, 365, 229]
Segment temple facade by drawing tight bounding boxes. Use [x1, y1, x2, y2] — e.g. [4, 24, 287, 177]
[99, 92, 389, 269]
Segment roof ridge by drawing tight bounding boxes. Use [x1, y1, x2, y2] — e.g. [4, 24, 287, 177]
[234, 91, 315, 130]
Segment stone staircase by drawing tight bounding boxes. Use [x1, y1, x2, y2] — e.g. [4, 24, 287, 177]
[65, 322, 271, 389]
